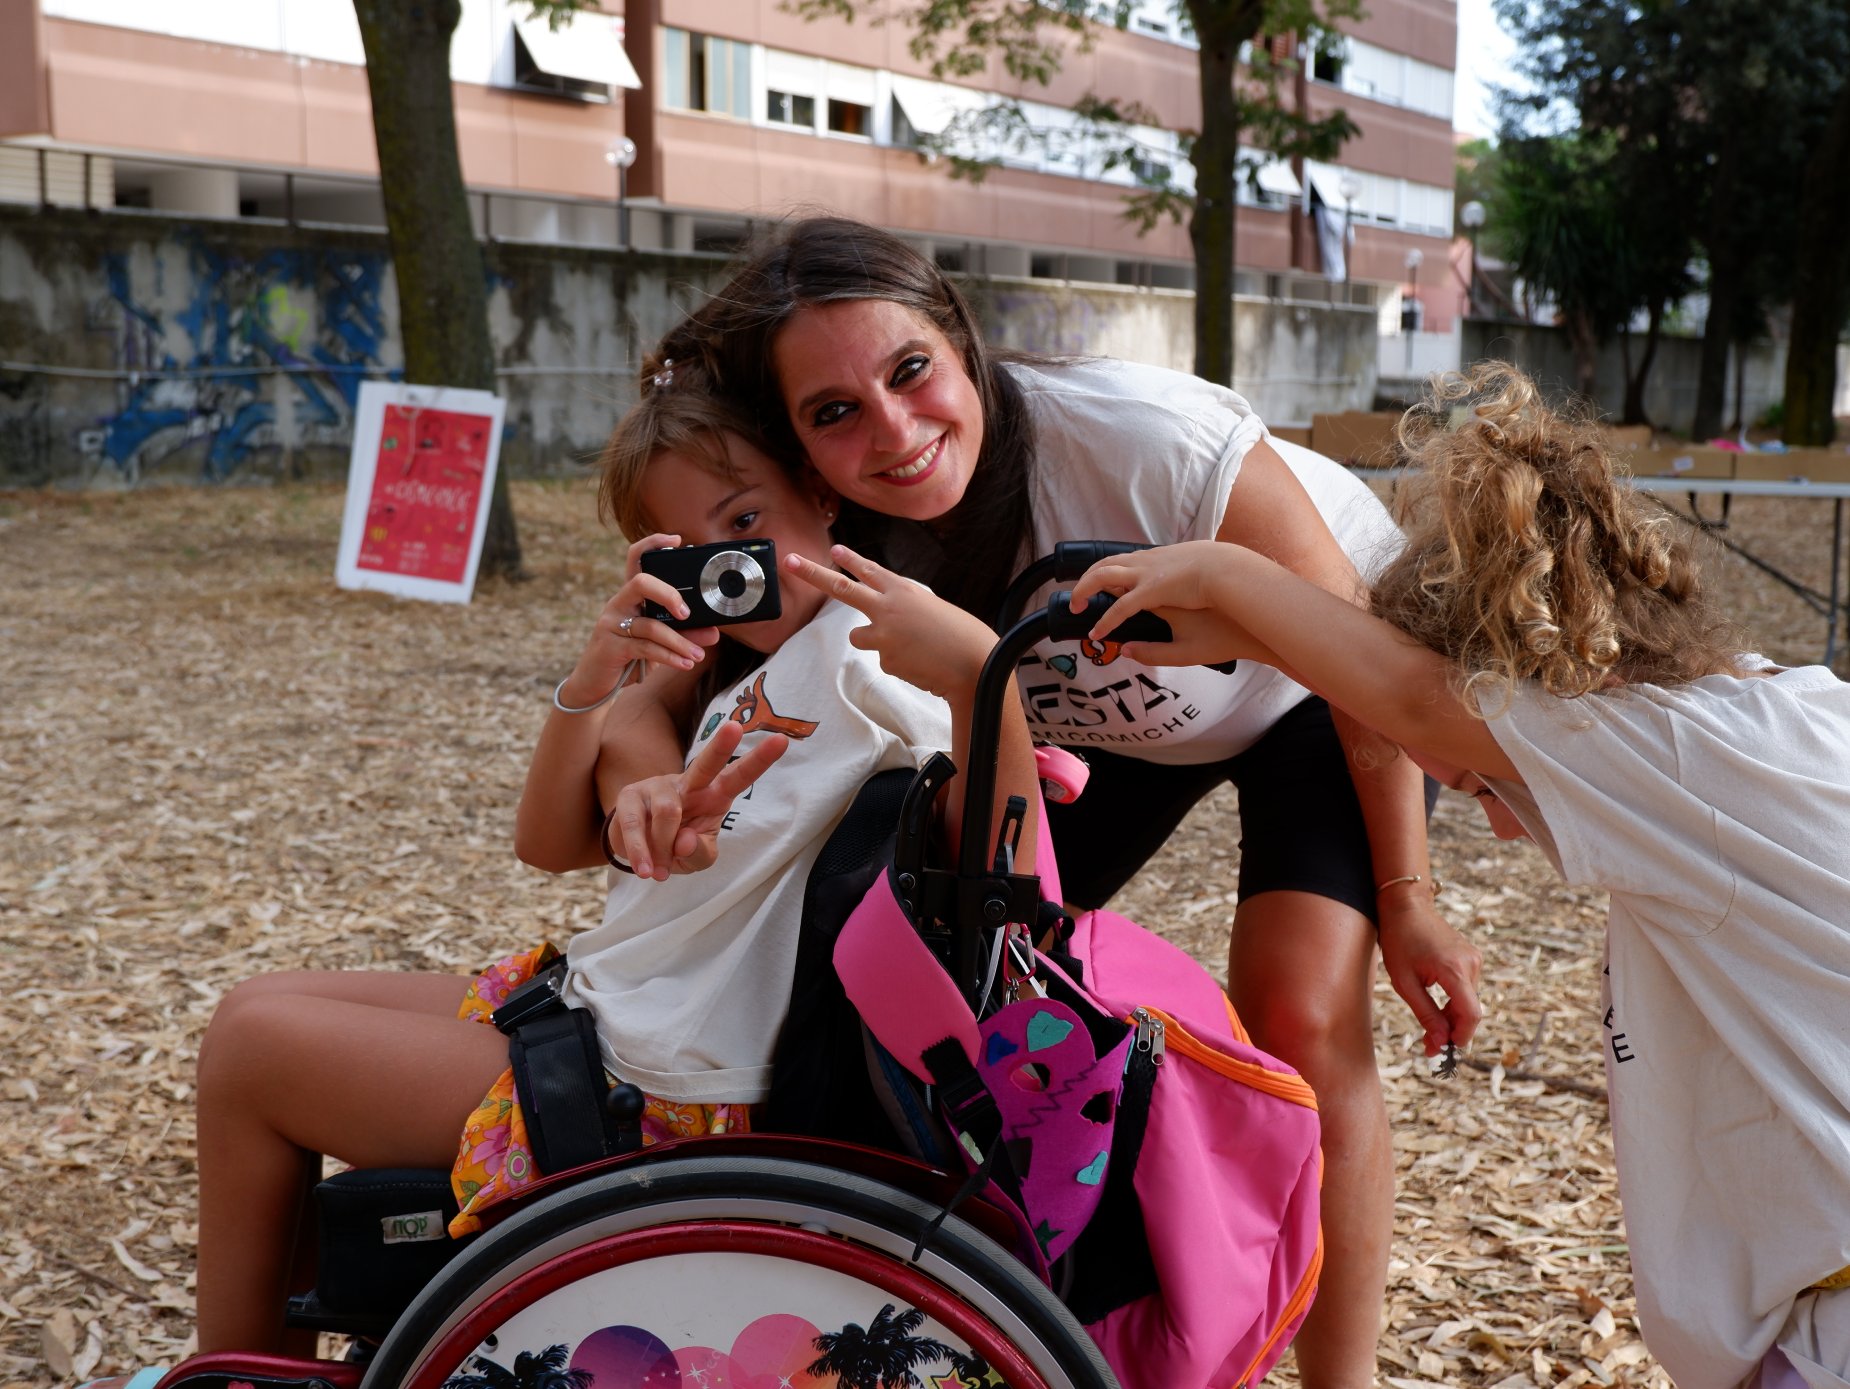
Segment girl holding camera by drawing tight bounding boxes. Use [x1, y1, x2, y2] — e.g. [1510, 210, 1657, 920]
[186, 360, 1035, 1355]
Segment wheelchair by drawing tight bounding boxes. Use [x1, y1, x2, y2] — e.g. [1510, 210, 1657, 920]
[151, 547, 1266, 1389]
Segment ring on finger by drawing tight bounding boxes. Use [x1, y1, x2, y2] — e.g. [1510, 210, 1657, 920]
[618, 615, 635, 636]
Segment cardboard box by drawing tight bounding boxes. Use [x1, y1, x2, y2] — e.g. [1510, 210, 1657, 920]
[1635, 446, 1735, 480]
[1268, 424, 1313, 448]
[1311, 411, 1402, 468]
[1731, 449, 1850, 483]
[1598, 424, 1655, 449]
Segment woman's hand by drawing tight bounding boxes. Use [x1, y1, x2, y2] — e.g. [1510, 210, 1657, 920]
[606, 719, 789, 879]
[554, 533, 721, 710]
[1376, 889, 1484, 1057]
[783, 545, 995, 700]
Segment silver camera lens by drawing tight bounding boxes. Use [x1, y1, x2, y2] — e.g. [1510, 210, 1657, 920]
[698, 549, 767, 618]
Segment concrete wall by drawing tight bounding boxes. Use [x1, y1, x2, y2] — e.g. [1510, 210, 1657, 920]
[0, 206, 1377, 489]
[977, 278, 1378, 423]
[1461, 317, 1792, 434]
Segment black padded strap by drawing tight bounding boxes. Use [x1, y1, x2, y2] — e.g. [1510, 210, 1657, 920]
[506, 1007, 619, 1175]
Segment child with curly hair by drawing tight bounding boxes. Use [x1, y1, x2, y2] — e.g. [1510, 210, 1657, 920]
[1070, 363, 1850, 1389]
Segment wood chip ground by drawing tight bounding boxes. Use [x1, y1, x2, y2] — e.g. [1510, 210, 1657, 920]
[4, 478, 1844, 1388]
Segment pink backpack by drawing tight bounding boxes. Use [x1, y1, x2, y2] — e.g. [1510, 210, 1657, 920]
[834, 809, 1323, 1388]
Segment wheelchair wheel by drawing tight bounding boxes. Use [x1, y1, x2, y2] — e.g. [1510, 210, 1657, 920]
[360, 1155, 1117, 1389]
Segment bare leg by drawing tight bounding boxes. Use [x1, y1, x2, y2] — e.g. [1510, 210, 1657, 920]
[194, 972, 508, 1355]
[1228, 891, 1388, 1389]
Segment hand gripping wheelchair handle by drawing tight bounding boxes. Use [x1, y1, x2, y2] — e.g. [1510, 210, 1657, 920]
[994, 540, 1150, 631]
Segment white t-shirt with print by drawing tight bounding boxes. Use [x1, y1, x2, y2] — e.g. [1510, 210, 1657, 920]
[563, 599, 951, 1104]
[1006, 357, 1406, 765]
[1482, 666, 1850, 1389]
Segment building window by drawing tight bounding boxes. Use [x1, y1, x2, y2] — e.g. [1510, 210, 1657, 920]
[664, 28, 751, 118]
[827, 99, 872, 137]
[1312, 43, 1344, 85]
[1131, 154, 1170, 184]
[767, 90, 816, 128]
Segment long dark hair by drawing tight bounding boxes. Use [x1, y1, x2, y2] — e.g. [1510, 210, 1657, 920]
[658, 216, 1041, 621]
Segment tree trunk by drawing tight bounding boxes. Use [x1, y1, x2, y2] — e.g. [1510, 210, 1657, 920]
[352, 0, 523, 579]
[1565, 308, 1600, 404]
[1784, 76, 1850, 447]
[1691, 136, 1743, 441]
[1186, 8, 1244, 386]
[1620, 303, 1663, 428]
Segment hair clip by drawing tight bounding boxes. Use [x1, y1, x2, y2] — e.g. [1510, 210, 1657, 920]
[652, 358, 674, 391]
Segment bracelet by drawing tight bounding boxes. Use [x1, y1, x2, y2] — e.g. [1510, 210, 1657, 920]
[600, 802, 637, 874]
[1376, 873, 1443, 898]
[552, 659, 645, 714]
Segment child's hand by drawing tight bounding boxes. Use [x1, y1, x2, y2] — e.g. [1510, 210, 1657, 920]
[783, 545, 994, 701]
[1069, 541, 1227, 619]
[606, 719, 788, 879]
[1377, 892, 1484, 1057]
[557, 534, 720, 709]
[1068, 542, 1257, 668]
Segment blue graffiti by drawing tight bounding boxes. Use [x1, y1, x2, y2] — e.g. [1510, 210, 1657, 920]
[95, 236, 392, 480]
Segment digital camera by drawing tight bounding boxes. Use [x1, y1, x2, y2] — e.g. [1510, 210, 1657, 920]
[640, 539, 782, 629]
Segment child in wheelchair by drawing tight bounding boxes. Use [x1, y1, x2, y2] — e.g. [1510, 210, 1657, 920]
[185, 358, 1039, 1356]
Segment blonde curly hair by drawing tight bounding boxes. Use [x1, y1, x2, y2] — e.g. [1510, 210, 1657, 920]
[1369, 363, 1743, 711]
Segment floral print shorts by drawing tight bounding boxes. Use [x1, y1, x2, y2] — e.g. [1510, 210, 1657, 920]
[448, 943, 749, 1237]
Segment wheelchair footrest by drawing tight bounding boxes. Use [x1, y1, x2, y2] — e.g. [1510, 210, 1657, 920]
[288, 1168, 475, 1336]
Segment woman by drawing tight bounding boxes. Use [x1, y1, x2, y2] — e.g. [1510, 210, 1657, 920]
[607, 216, 1482, 1387]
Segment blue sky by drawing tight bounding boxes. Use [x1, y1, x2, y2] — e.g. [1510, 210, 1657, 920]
[1453, 0, 1518, 138]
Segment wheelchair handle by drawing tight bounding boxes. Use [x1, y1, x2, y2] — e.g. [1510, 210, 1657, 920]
[993, 540, 1150, 630]
[1045, 590, 1173, 645]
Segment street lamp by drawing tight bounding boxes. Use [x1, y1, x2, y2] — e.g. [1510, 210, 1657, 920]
[1403, 247, 1424, 377]
[1460, 198, 1486, 317]
[605, 136, 638, 251]
[1337, 172, 1361, 290]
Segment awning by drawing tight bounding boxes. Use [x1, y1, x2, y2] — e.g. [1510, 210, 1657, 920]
[890, 75, 954, 136]
[1304, 164, 1352, 208]
[513, 11, 641, 90]
[1254, 159, 1302, 197]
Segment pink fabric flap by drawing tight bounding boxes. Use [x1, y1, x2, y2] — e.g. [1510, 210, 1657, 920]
[833, 870, 979, 1079]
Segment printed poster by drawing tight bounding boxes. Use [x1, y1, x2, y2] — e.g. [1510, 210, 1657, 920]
[336, 381, 506, 604]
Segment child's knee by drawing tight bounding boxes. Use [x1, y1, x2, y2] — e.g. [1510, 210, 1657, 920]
[197, 976, 298, 1092]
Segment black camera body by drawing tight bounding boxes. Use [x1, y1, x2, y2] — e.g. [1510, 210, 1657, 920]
[640, 539, 782, 629]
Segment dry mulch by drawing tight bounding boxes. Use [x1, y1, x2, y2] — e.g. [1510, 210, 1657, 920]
[2, 478, 1844, 1389]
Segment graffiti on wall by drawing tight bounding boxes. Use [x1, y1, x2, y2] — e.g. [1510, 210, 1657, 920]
[86, 238, 391, 481]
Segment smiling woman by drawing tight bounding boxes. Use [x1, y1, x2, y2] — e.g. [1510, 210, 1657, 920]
[628, 215, 1487, 1388]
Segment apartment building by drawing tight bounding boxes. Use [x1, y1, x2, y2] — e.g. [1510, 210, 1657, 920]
[0, 0, 1460, 327]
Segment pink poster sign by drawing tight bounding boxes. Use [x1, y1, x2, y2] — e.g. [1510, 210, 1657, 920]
[337, 382, 506, 604]
[356, 403, 494, 584]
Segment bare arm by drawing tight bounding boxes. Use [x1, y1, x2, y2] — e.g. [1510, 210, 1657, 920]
[513, 534, 719, 873]
[1071, 539, 1518, 783]
[783, 548, 1037, 872]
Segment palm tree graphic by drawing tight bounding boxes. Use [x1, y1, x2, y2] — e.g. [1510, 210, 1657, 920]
[441, 1343, 594, 1389]
[807, 1303, 956, 1388]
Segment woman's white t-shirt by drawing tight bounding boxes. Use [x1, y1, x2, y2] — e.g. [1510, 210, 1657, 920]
[563, 599, 951, 1104]
[1006, 357, 1405, 765]
[1483, 667, 1850, 1389]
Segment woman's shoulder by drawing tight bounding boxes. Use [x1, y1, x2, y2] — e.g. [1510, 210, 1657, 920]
[1003, 356, 1258, 426]
[1001, 358, 1264, 480]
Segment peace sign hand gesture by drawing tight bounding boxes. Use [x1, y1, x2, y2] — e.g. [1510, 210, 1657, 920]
[605, 718, 789, 879]
[782, 544, 995, 702]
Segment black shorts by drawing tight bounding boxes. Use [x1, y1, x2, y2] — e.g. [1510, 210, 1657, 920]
[1043, 695, 1431, 916]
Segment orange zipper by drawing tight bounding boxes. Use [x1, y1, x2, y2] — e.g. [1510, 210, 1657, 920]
[1132, 1005, 1320, 1110]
